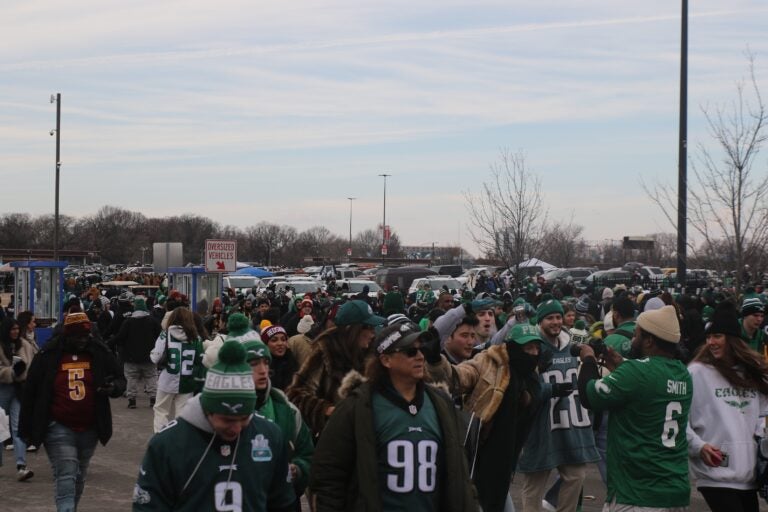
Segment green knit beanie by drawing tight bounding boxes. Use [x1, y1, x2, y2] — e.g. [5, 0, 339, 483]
[537, 299, 564, 323]
[242, 339, 272, 364]
[227, 313, 251, 337]
[200, 341, 256, 416]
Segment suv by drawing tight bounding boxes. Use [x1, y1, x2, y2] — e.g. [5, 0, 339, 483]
[540, 267, 594, 287]
[375, 266, 438, 291]
[428, 265, 464, 278]
[580, 269, 631, 291]
[337, 279, 382, 299]
[408, 276, 463, 295]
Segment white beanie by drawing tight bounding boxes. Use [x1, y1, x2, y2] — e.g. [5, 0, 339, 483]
[636, 305, 680, 343]
[644, 297, 665, 312]
[602, 287, 614, 300]
[297, 314, 315, 335]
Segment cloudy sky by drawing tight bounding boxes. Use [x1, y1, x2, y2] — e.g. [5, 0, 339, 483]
[2, 1, 767, 255]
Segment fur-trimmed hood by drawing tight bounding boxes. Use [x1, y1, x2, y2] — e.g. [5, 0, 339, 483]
[338, 369, 451, 401]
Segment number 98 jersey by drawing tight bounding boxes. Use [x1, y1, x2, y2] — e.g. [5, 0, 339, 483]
[372, 391, 443, 512]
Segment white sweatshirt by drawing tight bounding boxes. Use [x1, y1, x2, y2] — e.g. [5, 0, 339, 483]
[686, 362, 768, 490]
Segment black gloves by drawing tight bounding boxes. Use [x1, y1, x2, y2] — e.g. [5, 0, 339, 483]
[421, 327, 442, 365]
[551, 382, 574, 397]
[12, 359, 26, 377]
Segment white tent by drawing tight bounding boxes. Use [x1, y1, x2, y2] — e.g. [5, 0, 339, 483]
[517, 258, 556, 271]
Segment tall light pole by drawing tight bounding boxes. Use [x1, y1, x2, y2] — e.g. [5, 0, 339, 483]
[51, 93, 61, 261]
[378, 173, 391, 263]
[347, 197, 356, 263]
[676, 0, 688, 290]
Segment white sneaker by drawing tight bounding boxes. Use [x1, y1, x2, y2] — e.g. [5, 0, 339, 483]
[541, 499, 557, 512]
[5, 444, 13, 451]
[26, 445, 37, 452]
[17, 466, 34, 481]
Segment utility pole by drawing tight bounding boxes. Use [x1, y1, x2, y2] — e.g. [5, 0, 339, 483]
[51, 93, 61, 261]
[676, 0, 688, 290]
[347, 197, 356, 263]
[378, 174, 391, 264]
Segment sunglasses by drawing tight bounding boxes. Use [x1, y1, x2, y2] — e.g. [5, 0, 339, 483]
[391, 345, 424, 358]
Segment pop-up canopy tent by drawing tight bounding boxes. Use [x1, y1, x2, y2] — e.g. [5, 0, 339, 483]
[517, 258, 556, 272]
[234, 266, 274, 278]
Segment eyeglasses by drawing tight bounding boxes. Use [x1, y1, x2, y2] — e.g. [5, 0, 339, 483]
[391, 345, 424, 358]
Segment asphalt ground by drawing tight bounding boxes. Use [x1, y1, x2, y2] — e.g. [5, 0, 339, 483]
[2, 394, 766, 511]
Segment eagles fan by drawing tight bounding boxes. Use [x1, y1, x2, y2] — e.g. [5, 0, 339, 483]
[133, 340, 296, 512]
[310, 322, 479, 511]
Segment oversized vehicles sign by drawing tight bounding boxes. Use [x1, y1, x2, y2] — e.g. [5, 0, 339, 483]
[205, 239, 237, 272]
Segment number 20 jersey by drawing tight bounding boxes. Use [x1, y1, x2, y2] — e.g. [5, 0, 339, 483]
[586, 356, 692, 508]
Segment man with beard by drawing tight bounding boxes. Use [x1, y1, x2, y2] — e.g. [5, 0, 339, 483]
[424, 320, 552, 512]
[576, 305, 692, 511]
[517, 299, 599, 512]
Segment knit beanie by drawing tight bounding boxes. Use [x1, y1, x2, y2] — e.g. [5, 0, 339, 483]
[227, 313, 251, 337]
[569, 319, 589, 344]
[636, 305, 680, 343]
[741, 297, 765, 317]
[701, 305, 715, 323]
[133, 297, 148, 312]
[574, 296, 590, 316]
[297, 314, 314, 335]
[242, 339, 272, 364]
[644, 297, 665, 312]
[537, 299, 564, 323]
[261, 325, 287, 343]
[705, 302, 742, 339]
[200, 341, 256, 416]
[63, 312, 92, 336]
[602, 287, 614, 300]
[382, 291, 405, 316]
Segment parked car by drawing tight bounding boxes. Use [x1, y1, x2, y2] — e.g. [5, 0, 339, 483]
[375, 266, 438, 291]
[270, 280, 325, 297]
[408, 276, 463, 295]
[428, 265, 464, 278]
[337, 279, 382, 299]
[580, 269, 632, 290]
[637, 266, 664, 286]
[539, 267, 594, 287]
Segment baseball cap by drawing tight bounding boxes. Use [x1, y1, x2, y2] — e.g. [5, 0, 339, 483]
[505, 323, 543, 346]
[374, 322, 433, 354]
[334, 300, 385, 327]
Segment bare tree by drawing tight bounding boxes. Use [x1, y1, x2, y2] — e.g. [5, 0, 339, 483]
[464, 149, 547, 283]
[540, 214, 585, 268]
[642, 53, 768, 291]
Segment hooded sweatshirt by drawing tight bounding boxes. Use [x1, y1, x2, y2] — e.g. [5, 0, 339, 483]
[133, 395, 295, 511]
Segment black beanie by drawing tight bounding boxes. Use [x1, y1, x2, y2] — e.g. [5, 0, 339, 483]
[705, 301, 742, 340]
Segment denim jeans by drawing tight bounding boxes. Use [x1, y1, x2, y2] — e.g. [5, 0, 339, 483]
[0, 383, 27, 467]
[44, 421, 99, 512]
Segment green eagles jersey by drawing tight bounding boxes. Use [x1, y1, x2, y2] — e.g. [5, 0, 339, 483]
[586, 356, 692, 508]
[372, 391, 443, 512]
[740, 323, 765, 354]
[603, 321, 635, 358]
[133, 413, 295, 511]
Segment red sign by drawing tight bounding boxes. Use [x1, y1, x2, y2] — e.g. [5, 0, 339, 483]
[346, 248, 352, 256]
[205, 239, 237, 273]
[384, 225, 391, 241]
[381, 244, 388, 256]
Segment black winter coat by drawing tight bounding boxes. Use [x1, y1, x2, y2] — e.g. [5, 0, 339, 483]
[19, 335, 126, 447]
[109, 312, 162, 363]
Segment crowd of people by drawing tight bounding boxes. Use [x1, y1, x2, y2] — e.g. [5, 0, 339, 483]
[2, 270, 768, 512]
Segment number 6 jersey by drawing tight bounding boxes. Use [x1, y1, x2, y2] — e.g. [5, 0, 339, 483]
[586, 356, 692, 508]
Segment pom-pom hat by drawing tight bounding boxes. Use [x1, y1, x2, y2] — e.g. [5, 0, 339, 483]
[64, 312, 92, 336]
[200, 341, 256, 416]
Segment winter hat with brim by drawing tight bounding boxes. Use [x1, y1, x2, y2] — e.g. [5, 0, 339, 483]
[537, 299, 564, 323]
[227, 313, 251, 337]
[201, 341, 256, 416]
[574, 296, 590, 316]
[334, 300, 385, 327]
[242, 339, 272, 364]
[133, 297, 148, 312]
[705, 302, 742, 339]
[741, 297, 765, 317]
[261, 325, 287, 343]
[636, 305, 680, 343]
[505, 323, 543, 346]
[64, 312, 91, 336]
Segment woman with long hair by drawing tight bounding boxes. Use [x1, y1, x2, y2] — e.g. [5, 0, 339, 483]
[149, 307, 205, 432]
[16, 311, 36, 348]
[286, 300, 383, 437]
[0, 318, 38, 480]
[687, 302, 768, 512]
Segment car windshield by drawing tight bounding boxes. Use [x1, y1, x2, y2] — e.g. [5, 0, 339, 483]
[424, 278, 461, 290]
[346, 282, 382, 293]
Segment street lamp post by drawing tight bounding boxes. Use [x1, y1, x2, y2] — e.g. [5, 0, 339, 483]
[347, 197, 356, 263]
[676, 0, 688, 290]
[51, 93, 61, 261]
[378, 173, 391, 263]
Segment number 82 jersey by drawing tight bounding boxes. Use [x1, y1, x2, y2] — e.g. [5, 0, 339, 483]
[586, 356, 692, 508]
